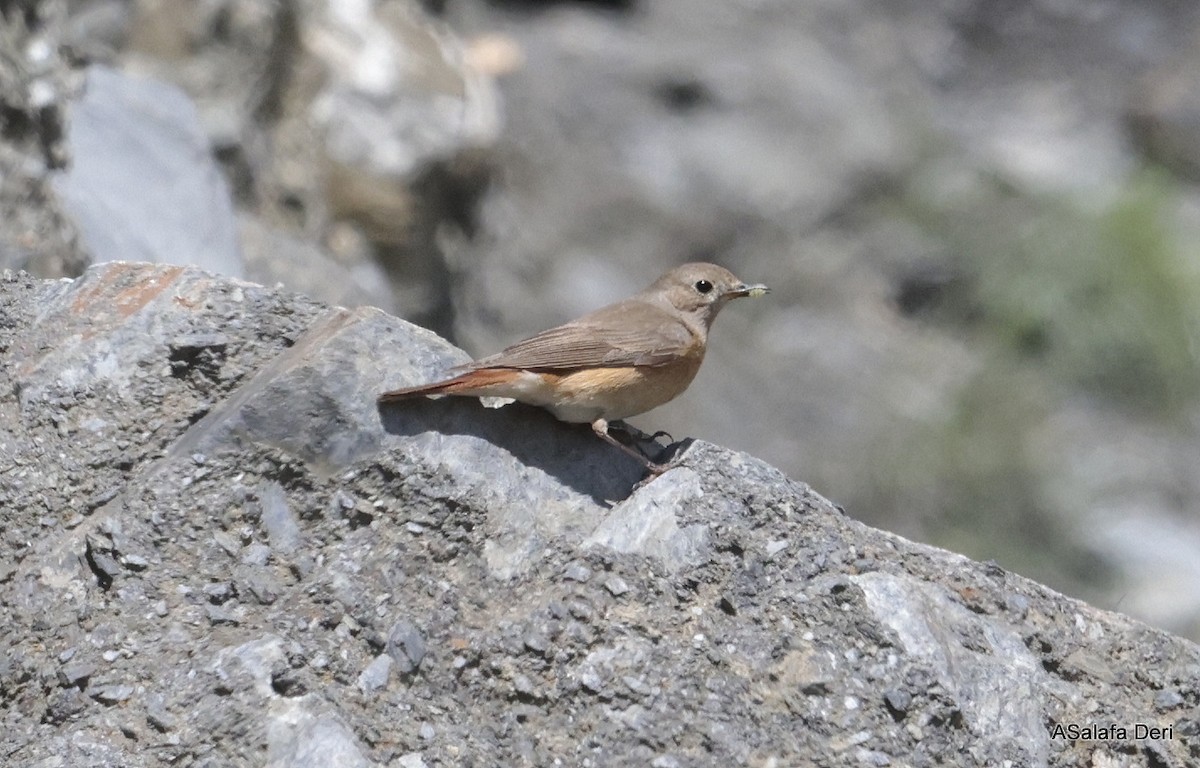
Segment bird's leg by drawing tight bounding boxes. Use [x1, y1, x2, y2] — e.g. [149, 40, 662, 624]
[608, 421, 674, 463]
[592, 418, 671, 476]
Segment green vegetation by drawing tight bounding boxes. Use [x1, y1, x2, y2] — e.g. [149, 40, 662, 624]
[864, 168, 1200, 593]
[923, 169, 1200, 415]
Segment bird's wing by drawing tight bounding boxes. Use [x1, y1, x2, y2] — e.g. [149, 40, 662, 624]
[466, 301, 700, 371]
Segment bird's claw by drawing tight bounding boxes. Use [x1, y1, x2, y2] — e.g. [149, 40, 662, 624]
[611, 421, 674, 447]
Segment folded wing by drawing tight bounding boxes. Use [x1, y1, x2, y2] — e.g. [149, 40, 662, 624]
[465, 301, 699, 371]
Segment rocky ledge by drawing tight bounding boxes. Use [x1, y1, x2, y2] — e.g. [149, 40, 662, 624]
[1, 262, 1197, 767]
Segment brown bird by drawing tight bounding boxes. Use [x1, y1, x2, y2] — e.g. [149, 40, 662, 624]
[379, 262, 768, 476]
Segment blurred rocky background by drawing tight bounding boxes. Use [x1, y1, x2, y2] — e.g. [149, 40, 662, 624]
[3, 0, 1200, 642]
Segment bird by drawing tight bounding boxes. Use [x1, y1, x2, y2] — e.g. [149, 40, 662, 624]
[379, 262, 768, 477]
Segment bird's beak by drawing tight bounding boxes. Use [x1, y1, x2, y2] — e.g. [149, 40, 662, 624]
[727, 282, 769, 299]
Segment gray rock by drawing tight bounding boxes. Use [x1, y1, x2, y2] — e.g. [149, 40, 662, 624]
[562, 562, 592, 583]
[53, 65, 243, 278]
[521, 629, 548, 655]
[242, 568, 281, 606]
[90, 684, 135, 704]
[266, 702, 372, 768]
[7, 0, 1200, 647]
[2, 263, 1199, 767]
[579, 668, 604, 694]
[309, 0, 499, 213]
[883, 688, 911, 717]
[58, 660, 97, 688]
[603, 576, 630, 597]
[212, 636, 287, 698]
[0, 1, 85, 278]
[259, 481, 302, 555]
[242, 542, 272, 566]
[386, 620, 427, 675]
[145, 695, 178, 733]
[84, 534, 122, 586]
[855, 571, 1048, 765]
[305, 0, 500, 327]
[44, 688, 89, 725]
[121, 553, 150, 570]
[1154, 689, 1184, 710]
[205, 604, 239, 626]
[357, 654, 393, 694]
[202, 581, 234, 603]
[583, 467, 711, 572]
[239, 215, 399, 315]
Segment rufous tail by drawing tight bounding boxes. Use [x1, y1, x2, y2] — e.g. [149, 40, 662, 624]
[377, 368, 517, 403]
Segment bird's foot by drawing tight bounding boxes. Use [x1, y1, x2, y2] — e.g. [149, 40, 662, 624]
[611, 420, 673, 445]
[610, 420, 674, 461]
[593, 418, 672, 475]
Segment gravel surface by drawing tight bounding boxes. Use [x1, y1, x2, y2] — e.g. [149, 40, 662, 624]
[1, 263, 1197, 767]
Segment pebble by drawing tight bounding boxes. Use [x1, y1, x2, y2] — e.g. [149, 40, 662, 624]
[1154, 689, 1184, 710]
[213, 531, 241, 557]
[884, 689, 912, 715]
[241, 543, 272, 566]
[580, 669, 603, 693]
[205, 604, 239, 625]
[603, 577, 629, 596]
[765, 539, 789, 558]
[58, 660, 97, 687]
[564, 563, 592, 582]
[513, 674, 534, 695]
[202, 582, 234, 603]
[259, 481, 301, 554]
[387, 620, 427, 674]
[522, 630, 549, 654]
[146, 700, 177, 732]
[357, 654, 393, 694]
[91, 684, 134, 704]
[121, 553, 149, 570]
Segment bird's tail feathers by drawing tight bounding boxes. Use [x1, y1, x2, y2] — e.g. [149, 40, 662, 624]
[377, 368, 517, 403]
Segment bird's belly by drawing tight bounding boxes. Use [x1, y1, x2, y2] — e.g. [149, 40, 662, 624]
[543, 358, 703, 423]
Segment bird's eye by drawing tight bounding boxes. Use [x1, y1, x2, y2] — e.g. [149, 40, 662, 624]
[695, 279, 713, 294]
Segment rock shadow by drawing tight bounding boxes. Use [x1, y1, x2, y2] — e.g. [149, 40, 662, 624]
[376, 396, 684, 504]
